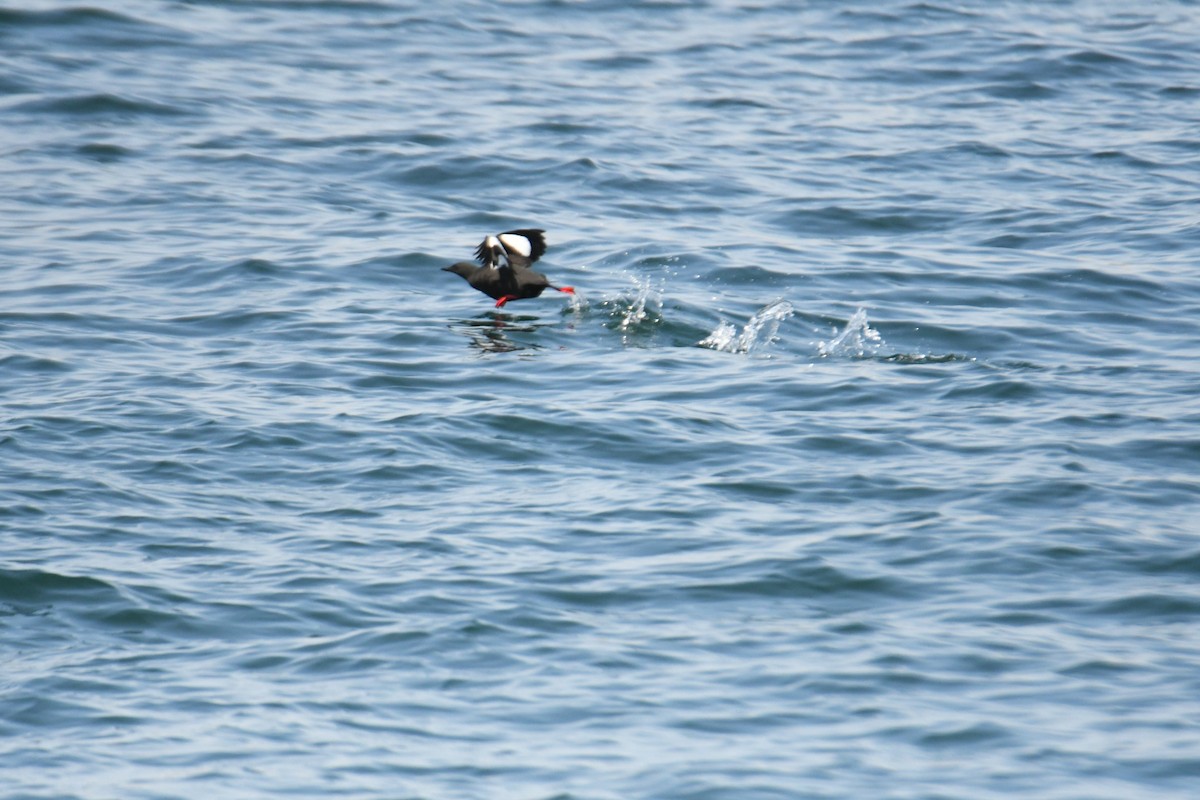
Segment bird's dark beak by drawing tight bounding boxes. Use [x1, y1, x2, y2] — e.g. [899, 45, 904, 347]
[441, 266, 452, 271]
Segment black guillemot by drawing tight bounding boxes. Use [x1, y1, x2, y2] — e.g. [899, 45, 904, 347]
[442, 229, 575, 308]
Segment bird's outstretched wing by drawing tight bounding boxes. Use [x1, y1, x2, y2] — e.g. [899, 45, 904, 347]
[474, 229, 547, 269]
[498, 229, 547, 265]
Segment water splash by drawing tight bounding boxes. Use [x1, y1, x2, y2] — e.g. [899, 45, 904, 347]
[598, 275, 664, 341]
[565, 289, 587, 314]
[617, 275, 663, 333]
[817, 308, 883, 358]
[699, 298, 793, 354]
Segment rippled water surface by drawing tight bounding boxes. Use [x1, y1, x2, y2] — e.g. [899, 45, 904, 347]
[3, 1, 1200, 798]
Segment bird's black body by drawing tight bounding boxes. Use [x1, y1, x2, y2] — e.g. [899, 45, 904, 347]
[443, 260, 554, 302]
[443, 229, 574, 308]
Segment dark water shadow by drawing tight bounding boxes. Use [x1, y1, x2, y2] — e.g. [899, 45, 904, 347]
[448, 313, 551, 354]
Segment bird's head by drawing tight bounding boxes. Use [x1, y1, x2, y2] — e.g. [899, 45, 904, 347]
[442, 262, 478, 279]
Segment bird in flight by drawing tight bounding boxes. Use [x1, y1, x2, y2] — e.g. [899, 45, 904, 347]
[443, 229, 575, 308]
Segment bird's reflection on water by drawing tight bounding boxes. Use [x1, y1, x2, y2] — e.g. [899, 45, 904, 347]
[449, 313, 549, 354]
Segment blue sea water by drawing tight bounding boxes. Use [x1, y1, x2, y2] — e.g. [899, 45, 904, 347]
[3, 1, 1200, 797]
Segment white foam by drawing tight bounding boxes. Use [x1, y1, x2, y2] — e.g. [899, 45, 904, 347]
[817, 308, 882, 358]
[699, 321, 739, 351]
[618, 276, 662, 333]
[700, 298, 793, 354]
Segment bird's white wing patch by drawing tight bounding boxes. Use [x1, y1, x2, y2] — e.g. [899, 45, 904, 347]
[497, 232, 532, 257]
